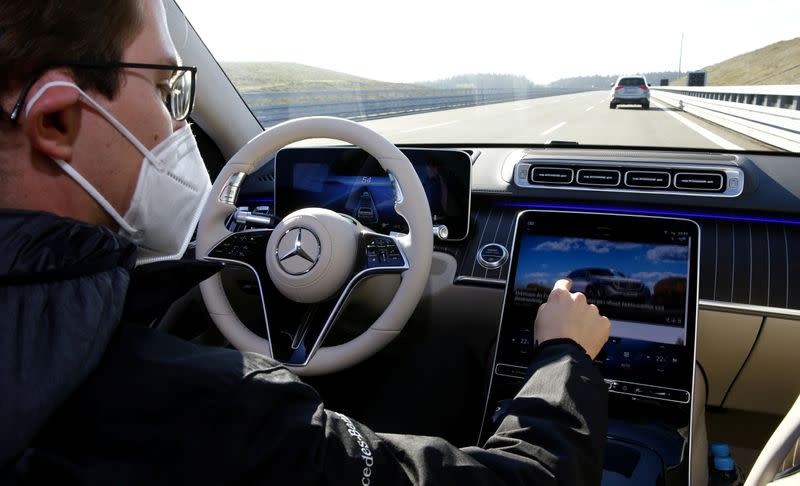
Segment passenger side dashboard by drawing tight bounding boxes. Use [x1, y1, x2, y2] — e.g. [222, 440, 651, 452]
[450, 147, 800, 417]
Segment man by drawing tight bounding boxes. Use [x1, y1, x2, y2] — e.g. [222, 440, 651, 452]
[0, 0, 611, 484]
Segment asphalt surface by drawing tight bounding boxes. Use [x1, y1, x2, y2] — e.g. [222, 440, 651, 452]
[318, 90, 770, 151]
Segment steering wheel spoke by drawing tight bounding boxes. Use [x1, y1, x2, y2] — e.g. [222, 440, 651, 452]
[264, 231, 407, 365]
[265, 231, 408, 365]
[259, 279, 344, 365]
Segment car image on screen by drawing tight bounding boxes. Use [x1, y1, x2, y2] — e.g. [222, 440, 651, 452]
[567, 267, 652, 303]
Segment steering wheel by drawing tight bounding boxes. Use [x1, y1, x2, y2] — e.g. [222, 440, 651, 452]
[195, 117, 433, 376]
[745, 393, 800, 485]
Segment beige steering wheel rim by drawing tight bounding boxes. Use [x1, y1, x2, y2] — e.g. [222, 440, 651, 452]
[745, 394, 800, 485]
[195, 117, 433, 376]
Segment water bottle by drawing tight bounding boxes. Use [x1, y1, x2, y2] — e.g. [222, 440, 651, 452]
[709, 456, 743, 486]
[708, 442, 730, 477]
[710, 442, 730, 458]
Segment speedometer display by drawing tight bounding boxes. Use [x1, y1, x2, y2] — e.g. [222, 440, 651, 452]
[274, 148, 471, 240]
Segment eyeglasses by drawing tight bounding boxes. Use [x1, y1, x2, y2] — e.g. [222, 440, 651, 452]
[8, 62, 197, 122]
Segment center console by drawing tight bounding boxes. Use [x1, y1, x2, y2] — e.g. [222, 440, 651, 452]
[479, 210, 700, 485]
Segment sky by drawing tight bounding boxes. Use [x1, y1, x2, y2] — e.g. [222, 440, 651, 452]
[513, 236, 689, 292]
[176, 0, 800, 84]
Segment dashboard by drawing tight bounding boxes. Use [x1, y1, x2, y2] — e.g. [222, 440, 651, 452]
[238, 146, 800, 316]
[236, 146, 800, 320]
[230, 144, 800, 413]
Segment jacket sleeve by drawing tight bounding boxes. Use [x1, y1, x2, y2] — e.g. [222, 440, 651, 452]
[229, 340, 607, 486]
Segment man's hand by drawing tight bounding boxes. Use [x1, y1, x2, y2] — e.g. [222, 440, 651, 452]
[534, 279, 611, 359]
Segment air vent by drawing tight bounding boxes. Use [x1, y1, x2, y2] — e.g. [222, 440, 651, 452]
[257, 172, 275, 183]
[577, 169, 620, 186]
[625, 171, 670, 188]
[531, 167, 573, 184]
[514, 159, 743, 197]
[674, 172, 723, 191]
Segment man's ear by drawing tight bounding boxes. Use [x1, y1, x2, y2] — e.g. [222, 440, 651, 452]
[23, 85, 82, 162]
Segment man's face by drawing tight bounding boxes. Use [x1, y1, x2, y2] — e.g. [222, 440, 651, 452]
[60, 0, 186, 228]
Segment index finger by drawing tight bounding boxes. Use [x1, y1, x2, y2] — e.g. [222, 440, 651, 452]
[553, 278, 573, 292]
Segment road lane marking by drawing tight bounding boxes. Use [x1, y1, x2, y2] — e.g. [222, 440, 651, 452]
[540, 122, 566, 136]
[650, 99, 742, 150]
[400, 120, 459, 133]
[585, 106, 594, 112]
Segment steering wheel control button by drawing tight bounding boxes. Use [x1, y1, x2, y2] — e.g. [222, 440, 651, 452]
[276, 227, 321, 275]
[209, 232, 268, 261]
[530, 167, 574, 184]
[477, 243, 509, 269]
[576, 169, 621, 186]
[364, 234, 404, 268]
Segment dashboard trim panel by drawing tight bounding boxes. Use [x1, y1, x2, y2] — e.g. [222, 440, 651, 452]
[697, 300, 800, 319]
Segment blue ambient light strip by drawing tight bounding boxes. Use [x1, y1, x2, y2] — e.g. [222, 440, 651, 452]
[238, 197, 274, 205]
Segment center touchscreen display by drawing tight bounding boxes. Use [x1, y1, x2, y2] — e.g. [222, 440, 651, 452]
[497, 211, 699, 403]
[274, 148, 471, 240]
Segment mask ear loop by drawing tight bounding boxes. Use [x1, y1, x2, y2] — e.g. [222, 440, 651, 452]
[24, 81, 145, 238]
[25, 81, 162, 167]
[50, 158, 141, 237]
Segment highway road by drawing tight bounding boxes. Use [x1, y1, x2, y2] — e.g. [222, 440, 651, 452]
[295, 90, 771, 151]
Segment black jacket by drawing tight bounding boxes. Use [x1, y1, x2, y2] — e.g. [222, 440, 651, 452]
[1, 210, 608, 485]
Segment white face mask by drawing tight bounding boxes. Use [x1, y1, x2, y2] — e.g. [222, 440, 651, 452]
[25, 81, 212, 265]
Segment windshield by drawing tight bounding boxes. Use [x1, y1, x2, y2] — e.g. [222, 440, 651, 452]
[178, 0, 799, 152]
[617, 78, 646, 87]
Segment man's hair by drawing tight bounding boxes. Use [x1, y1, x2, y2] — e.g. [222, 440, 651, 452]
[0, 0, 145, 126]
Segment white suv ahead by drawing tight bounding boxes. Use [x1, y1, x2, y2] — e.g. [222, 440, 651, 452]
[610, 76, 650, 110]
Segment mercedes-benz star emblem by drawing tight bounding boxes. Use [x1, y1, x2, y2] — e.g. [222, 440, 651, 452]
[276, 228, 321, 275]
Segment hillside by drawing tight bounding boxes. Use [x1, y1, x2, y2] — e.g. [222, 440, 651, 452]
[221, 62, 420, 92]
[673, 37, 800, 86]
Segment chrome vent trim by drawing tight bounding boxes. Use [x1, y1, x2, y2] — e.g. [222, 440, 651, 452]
[514, 158, 744, 197]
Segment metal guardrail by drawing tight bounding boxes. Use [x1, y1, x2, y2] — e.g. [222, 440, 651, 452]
[651, 86, 800, 152]
[246, 88, 589, 127]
